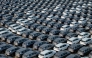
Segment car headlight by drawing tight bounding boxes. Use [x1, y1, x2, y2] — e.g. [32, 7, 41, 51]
[16, 53, 20, 57]
[7, 39, 11, 43]
[14, 42, 18, 45]
[6, 51, 10, 55]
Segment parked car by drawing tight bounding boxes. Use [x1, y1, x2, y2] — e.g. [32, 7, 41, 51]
[66, 54, 81, 58]
[14, 38, 28, 46]
[0, 44, 13, 53]
[78, 32, 90, 39]
[42, 20, 51, 26]
[47, 35, 61, 42]
[53, 23, 63, 29]
[60, 25, 70, 31]
[22, 51, 39, 58]
[54, 50, 70, 58]
[6, 36, 20, 44]
[1, 33, 14, 41]
[75, 28, 86, 34]
[80, 38, 92, 45]
[36, 26, 46, 32]
[5, 47, 19, 56]
[37, 34, 49, 41]
[68, 44, 83, 53]
[52, 38, 67, 45]
[42, 27, 53, 34]
[78, 18, 87, 27]
[78, 47, 91, 56]
[67, 37, 80, 44]
[88, 40, 92, 48]
[54, 43, 69, 51]
[38, 50, 56, 58]
[65, 33, 78, 39]
[15, 48, 32, 58]
[29, 32, 42, 39]
[47, 22, 56, 27]
[49, 29, 61, 35]
[70, 21, 79, 27]
[22, 30, 33, 37]
[89, 51, 92, 58]
[22, 40, 36, 48]
[30, 23, 40, 30]
[33, 41, 49, 50]
[59, 30, 68, 37]
[39, 44, 54, 51]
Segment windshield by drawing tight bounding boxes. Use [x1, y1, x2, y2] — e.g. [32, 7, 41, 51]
[40, 54, 44, 56]
[55, 46, 59, 48]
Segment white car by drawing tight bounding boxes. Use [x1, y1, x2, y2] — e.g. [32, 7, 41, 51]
[16, 27, 26, 35]
[78, 18, 87, 27]
[38, 50, 56, 58]
[60, 25, 70, 31]
[78, 32, 90, 39]
[80, 38, 92, 45]
[54, 43, 69, 51]
[70, 21, 79, 27]
[67, 37, 80, 44]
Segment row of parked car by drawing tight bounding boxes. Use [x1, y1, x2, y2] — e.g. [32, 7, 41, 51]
[0, 26, 92, 58]
[0, 0, 92, 58]
[1, 20, 92, 46]
[0, 41, 92, 58]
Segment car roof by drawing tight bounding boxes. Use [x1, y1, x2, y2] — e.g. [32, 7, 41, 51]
[82, 38, 91, 41]
[56, 43, 67, 47]
[80, 32, 89, 35]
[40, 50, 51, 54]
[69, 37, 78, 41]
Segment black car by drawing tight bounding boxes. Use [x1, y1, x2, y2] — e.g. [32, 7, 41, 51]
[59, 30, 68, 37]
[5, 47, 19, 56]
[14, 38, 28, 46]
[36, 19, 44, 24]
[66, 54, 81, 58]
[42, 27, 53, 34]
[47, 22, 56, 27]
[85, 24, 92, 30]
[69, 26, 78, 33]
[68, 44, 83, 53]
[47, 35, 61, 42]
[89, 51, 92, 58]
[30, 23, 40, 30]
[22, 51, 40, 58]
[39, 44, 54, 51]
[42, 20, 51, 26]
[29, 32, 42, 39]
[75, 28, 86, 34]
[6, 36, 20, 44]
[88, 40, 92, 48]
[58, 18, 65, 24]
[53, 23, 63, 29]
[65, 33, 78, 39]
[53, 38, 67, 45]
[54, 50, 70, 58]
[22, 40, 36, 48]
[78, 47, 91, 56]
[36, 26, 46, 32]
[33, 41, 49, 50]
[4, 22, 14, 28]
[15, 48, 32, 58]
[37, 34, 49, 41]
[22, 30, 33, 38]
[1, 33, 14, 41]
[0, 42, 6, 45]
[49, 29, 61, 35]
[0, 44, 13, 53]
